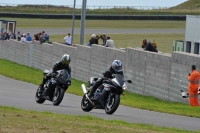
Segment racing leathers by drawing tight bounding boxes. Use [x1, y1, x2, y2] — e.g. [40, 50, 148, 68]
[39, 61, 71, 92]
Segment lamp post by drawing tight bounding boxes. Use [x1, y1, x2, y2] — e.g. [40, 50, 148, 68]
[71, 0, 76, 45]
[79, 0, 87, 45]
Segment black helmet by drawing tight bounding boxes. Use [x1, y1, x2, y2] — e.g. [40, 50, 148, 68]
[61, 54, 71, 65]
[111, 60, 122, 73]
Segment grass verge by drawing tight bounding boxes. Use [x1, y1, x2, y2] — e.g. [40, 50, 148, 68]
[51, 34, 184, 53]
[0, 17, 186, 29]
[1, 58, 200, 118]
[0, 106, 195, 133]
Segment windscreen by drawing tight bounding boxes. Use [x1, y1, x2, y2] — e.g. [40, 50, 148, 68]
[56, 69, 70, 85]
[112, 74, 124, 87]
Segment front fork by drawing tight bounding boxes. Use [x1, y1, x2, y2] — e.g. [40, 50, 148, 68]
[54, 85, 59, 96]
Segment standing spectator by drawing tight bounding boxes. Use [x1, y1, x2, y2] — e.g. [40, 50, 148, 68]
[104, 36, 115, 48]
[188, 65, 200, 106]
[17, 31, 22, 41]
[64, 33, 72, 46]
[26, 32, 32, 42]
[89, 34, 97, 46]
[100, 34, 107, 46]
[21, 34, 26, 42]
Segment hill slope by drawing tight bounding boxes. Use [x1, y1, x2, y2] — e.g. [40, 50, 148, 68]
[172, 0, 200, 9]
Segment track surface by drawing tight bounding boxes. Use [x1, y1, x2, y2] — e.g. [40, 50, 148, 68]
[0, 75, 200, 131]
[16, 28, 185, 35]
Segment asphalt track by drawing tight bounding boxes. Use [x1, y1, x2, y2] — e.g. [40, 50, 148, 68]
[16, 28, 185, 35]
[0, 75, 200, 131]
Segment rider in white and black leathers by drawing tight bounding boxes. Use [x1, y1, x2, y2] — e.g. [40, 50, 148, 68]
[39, 54, 71, 95]
[88, 60, 123, 97]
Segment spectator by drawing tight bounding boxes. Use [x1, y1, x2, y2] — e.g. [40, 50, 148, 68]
[17, 31, 22, 41]
[26, 32, 32, 42]
[142, 39, 158, 53]
[188, 65, 200, 106]
[64, 33, 72, 46]
[21, 34, 26, 42]
[100, 34, 107, 46]
[95, 35, 99, 44]
[104, 36, 115, 48]
[44, 33, 49, 42]
[89, 34, 97, 46]
[0, 32, 6, 40]
[39, 32, 46, 44]
[4, 32, 10, 41]
[33, 33, 39, 41]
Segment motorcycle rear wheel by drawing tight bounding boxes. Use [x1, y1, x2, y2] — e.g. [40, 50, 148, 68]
[81, 94, 93, 112]
[35, 87, 46, 104]
[105, 94, 120, 115]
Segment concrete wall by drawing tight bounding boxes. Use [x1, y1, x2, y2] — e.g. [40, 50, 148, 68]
[0, 39, 200, 104]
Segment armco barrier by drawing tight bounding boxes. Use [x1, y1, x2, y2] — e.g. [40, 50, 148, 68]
[0, 39, 199, 104]
[0, 13, 186, 20]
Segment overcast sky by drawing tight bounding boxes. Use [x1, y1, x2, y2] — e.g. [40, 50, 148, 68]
[1, 0, 187, 7]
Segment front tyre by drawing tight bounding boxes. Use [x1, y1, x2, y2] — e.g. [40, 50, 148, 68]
[52, 88, 65, 106]
[35, 87, 45, 104]
[81, 94, 93, 112]
[105, 94, 120, 115]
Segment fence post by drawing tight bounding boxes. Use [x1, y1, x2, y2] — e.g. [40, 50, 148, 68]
[29, 44, 33, 67]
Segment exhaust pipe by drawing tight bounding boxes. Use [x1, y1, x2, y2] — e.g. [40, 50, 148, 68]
[81, 84, 93, 105]
[81, 84, 87, 94]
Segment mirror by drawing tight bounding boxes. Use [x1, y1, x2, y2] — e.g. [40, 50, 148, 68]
[127, 80, 132, 83]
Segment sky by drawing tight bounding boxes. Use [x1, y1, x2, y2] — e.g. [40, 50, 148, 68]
[1, 0, 187, 7]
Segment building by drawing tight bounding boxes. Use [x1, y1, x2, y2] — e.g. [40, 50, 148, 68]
[184, 15, 200, 55]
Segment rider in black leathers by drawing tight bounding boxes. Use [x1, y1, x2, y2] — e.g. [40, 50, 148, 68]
[39, 54, 71, 95]
[88, 60, 123, 97]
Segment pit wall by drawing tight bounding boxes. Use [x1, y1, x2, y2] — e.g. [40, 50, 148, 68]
[1, 39, 199, 104]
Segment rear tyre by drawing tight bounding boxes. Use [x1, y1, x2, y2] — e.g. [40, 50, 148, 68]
[52, 88, 65, 106]
[105, 94, 120, 115]
[81, 94, 93, 112]
[35, 87, 46, 104]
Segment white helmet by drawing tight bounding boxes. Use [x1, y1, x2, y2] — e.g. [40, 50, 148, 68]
[61, 54, 71, 65]
[111, 60, 122, 73]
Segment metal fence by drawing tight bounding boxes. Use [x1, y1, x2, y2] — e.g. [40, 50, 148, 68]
[0, 3, 170, 10]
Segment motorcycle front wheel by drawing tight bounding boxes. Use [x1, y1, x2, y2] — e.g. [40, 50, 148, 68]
[105, 94, 120, 115]
[52, 88, 65, 106]
[35, 87, 46, 104]
[81, 94, 93, 112]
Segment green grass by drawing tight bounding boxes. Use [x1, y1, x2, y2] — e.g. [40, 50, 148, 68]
[171, 0, 200, 9]
[0, 106, 196, 133]
[0, 17, 186, 29]
[51, 34, 184, 53]
[1, 58, 200, 118]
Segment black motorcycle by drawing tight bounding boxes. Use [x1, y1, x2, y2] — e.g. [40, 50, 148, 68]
[35, 69, 71, 106]
[81, 74, 132, 115]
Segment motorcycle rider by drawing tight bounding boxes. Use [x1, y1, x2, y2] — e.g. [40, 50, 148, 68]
[88, 60, 123, 98]
[39, 54, 71, 96]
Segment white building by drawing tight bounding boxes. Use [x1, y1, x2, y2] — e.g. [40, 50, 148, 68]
[184, 15, 200, 55]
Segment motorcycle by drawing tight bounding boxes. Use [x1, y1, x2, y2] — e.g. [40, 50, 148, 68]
[35, 69, 71, 106]
[81, 74, 132, 115]
[180, 87, 200, 98]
